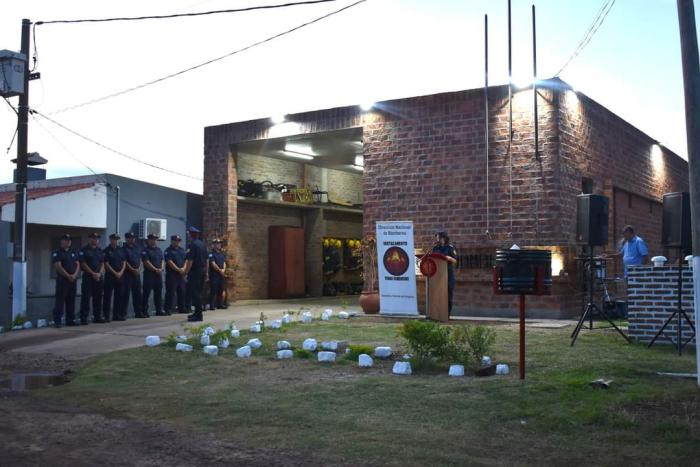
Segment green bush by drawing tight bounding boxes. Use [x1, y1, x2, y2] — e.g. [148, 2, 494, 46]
[398, 320, 451, 362]
[12, 314, 27, 327]
[294, 349, 314, 359]
[463, 325, 496, 368]
[345, 344, 374, 361]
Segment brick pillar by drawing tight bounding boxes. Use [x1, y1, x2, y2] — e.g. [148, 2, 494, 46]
[203, 140, 237, 300]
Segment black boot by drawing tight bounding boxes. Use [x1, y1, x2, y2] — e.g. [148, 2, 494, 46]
[187, 313, 203, 322]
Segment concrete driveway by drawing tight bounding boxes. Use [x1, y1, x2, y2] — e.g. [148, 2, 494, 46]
[0, 298, 361, 359]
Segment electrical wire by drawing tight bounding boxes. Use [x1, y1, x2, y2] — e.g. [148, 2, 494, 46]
[47, 0, 366, 115]
[31, 109, 204, 181]
[31, 112, 187, 221]
[35, 0, 340, 25]
[555, 0, 617, 76]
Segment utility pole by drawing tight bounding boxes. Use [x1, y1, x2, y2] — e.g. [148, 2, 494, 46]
[676, 0, 700, 387]
[11, 19, 31, 322]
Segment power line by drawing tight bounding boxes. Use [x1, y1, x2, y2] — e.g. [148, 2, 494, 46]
[554, 0, 617, 77]
[48, 0, 366, 115]
[31, 109, 204, 181]
[36, 0, 340, 25]
[31, 113, 187, 221]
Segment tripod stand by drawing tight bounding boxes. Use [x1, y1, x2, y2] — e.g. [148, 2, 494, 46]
[571, 247, 630, 346]
[647, 248, 697, 355]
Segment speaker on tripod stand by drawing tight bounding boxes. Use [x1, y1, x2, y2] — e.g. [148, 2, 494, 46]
[648, 192, 696, 354]
[571, 194, 630, 345]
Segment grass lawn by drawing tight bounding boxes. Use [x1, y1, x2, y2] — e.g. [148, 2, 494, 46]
[41, 318, 699, 466]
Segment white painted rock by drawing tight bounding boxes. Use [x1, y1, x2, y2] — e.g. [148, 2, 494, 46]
[324, 308, 333, 316]
[496, 364, 510, 375]
[236, 345, 252, 358]
[230, 329, 240, 338]
[482, 356, 492, 366]
[37, 319, 48, 328]
[338, 311, 349, 319]
[277, 349, 293, 359]
[269, 319, 282, 329]
[277, 340, 291, 350]
[176, 343, 193, 352]
[449, 364, 465, 377]
[374, 346, 393, 359]
[392, 361, 412, 375]
[318, 351, 336, 362]
[145, 335, 160, 347]
[301, 312, 313, 323]
[358, 354, 373, 368]
[321, 312, 331, 321]
[321, 341, 338, 351]
[247, 338, 263, 349]
[200, 334, 210, 346]
[23, 321, 33, 329]
[204, 326, 215, 336]
[249, 324, 262, 333]
[176, 335, 188, 342]
[218, 338, 230, 349]
[203, 345, 218, 356]
[12, 325, 22, 331]
[302, 338, 317, 351]
[282, 314, 292, 324]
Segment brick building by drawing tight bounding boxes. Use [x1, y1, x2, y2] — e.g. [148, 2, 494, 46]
[203, 78, 689, 318]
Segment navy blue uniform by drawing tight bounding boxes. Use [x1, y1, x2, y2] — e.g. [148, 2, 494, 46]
[121, 243, 143, 317]
[141, 245, 164, 315]
[79, 245, 104, 322]
[432, 244, 458, 314]
[164, 245, 186, 313]
[52, 248, 79, 324]
[102, 245, 125, 321]
[208, 250, 226, 309]
[186, 238, 208, 316]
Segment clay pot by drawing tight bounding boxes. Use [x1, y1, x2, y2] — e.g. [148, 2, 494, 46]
[359, 291, 380, 314]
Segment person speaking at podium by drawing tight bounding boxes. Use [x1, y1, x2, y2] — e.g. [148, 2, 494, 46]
[431, 231, 458, 313]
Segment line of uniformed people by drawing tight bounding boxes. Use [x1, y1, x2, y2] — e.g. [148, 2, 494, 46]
[52, 226, 227, 327]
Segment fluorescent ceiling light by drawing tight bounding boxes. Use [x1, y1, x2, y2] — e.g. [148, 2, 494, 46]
[283, 150, 314, 161]
[354, 155, 364, 167]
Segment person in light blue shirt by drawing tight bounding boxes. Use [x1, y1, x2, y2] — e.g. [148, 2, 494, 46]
[617, 225, 649, 276]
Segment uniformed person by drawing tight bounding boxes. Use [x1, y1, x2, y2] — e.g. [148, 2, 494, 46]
[121, 232, 145, 318]
[184, 227, 208, 322]
[141, 233, 165, 316]
[164, 234, 187, 314]
[103, 233, 125, 321]
[79, 232, 105, 324]
[431, 230, 458, 314]
[208, 238, 227, 310]
[52, 234, 80, 327]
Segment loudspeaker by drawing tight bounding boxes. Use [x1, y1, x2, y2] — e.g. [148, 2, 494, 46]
[576, 194, 609, 246]
[662, 192, 691, 249]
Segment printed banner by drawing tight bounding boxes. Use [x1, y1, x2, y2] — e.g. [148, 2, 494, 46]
[376, 221, 418, 315]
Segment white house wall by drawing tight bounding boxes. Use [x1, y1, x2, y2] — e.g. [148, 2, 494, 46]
[1, 185, 107, 228]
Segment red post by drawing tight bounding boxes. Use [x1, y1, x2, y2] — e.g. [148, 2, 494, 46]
[519, 294, 526, 380]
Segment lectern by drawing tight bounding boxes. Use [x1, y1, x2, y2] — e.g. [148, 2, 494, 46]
[419, 252, 450, 323]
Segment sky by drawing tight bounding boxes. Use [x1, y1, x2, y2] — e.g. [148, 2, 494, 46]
[0, 0, 696, 194]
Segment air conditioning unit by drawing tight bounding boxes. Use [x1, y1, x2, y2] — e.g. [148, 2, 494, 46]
[139, 218, 167, 240]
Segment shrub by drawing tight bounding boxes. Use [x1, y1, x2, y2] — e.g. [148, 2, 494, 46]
[345, 344, 374, 361]
[463, 325, 496, 369]
[445, 326, 473, 367]
[294, 349, 314, 359]
[12, 314, 27, 327]
[399, 320, 451, 362]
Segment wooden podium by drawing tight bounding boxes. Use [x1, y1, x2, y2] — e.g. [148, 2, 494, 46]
[419, 253, 450, 323]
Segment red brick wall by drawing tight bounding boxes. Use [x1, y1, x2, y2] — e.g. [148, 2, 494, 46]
[204, 79, 690, 317]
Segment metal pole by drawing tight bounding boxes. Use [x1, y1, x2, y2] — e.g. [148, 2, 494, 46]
[519, 294, 525, 380]
[532, 5, 539, 160]
[11, 19, 31, 322]
[115, 185, 120, 235]
[485, 14, 490, 237]
[676, 0, 700, 386]
[507, 0, 513, 236]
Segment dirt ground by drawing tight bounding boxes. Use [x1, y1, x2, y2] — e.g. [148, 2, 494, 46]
[0, 351, 352, 467]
